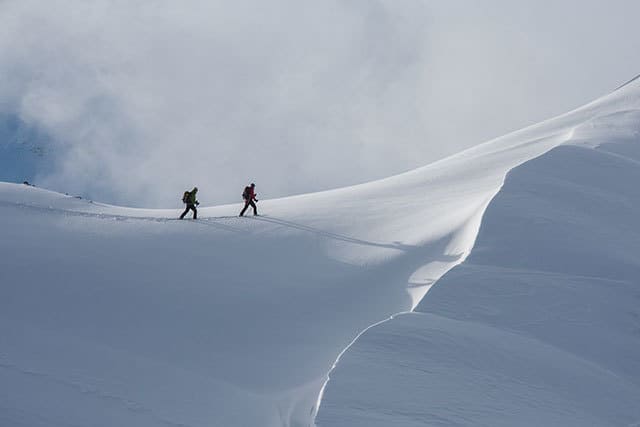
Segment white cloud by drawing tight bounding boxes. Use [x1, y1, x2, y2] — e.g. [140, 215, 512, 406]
[1, 0, 639, 207]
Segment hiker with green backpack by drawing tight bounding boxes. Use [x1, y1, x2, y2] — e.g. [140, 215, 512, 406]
[239, 183, 258, 216]
[180, 187, 199, 219]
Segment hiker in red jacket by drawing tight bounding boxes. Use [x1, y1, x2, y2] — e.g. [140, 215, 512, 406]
[239, 183, 258, 216]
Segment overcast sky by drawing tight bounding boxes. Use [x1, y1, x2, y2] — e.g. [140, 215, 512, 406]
[1, 0, 640, 207]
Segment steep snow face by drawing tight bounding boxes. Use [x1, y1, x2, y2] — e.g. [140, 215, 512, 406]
[315, 106, 640, 425]
[2, 80, 640, 427]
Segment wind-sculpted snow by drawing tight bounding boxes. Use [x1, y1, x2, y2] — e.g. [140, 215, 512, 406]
[2, 80, 640, 427]
[316, 103, 640, 425]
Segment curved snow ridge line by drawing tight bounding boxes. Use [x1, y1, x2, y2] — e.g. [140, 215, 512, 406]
[311, 157, 557, 424]
[313, 77, 640, 424]
[312, 314, 399, 422]
[403, 127, 576, 309]
[311, 190, 507, 421]
[311, 175, 518, 424]
[615, 73, 640, 91]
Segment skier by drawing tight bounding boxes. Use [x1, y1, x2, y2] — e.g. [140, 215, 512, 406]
[239, 183, 258, 216]
[180, 187, 199, 219]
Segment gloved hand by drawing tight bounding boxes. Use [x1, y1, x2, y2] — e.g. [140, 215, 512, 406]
[195, 201, 200, 206]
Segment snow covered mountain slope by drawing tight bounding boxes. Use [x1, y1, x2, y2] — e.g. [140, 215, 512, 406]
[315, 109, 640, 424]
[2, 78, 639, 427]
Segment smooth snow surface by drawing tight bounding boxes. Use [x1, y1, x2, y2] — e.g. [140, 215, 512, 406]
[2, 79, 640, 427]
[316, 93, 640, 425]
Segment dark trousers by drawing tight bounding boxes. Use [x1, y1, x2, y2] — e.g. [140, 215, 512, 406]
[240, 200, 257, 216]
[180, 204, 197, 219]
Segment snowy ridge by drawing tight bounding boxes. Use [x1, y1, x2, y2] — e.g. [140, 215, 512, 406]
[315, 85, 640, 425]
[2, 78, 640, 427]
[615, 72, 640, 90]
